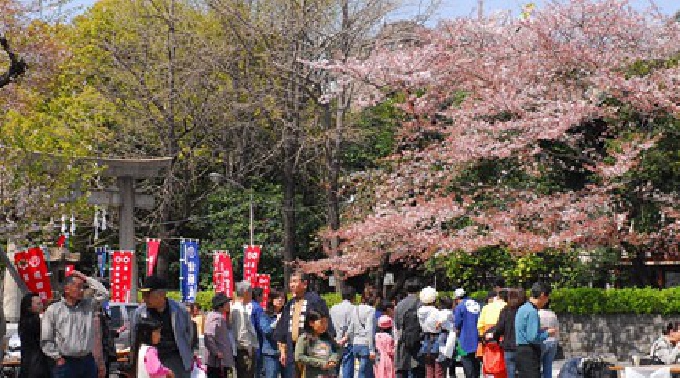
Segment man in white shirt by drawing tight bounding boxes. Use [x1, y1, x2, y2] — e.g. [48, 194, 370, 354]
[330, 286, 355, 378]
[230, 280, 258, 377]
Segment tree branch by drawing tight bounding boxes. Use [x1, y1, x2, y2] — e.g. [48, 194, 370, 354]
[0, 35, 27, 88]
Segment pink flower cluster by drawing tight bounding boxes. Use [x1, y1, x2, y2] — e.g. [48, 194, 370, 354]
[301, 0, 680, 275]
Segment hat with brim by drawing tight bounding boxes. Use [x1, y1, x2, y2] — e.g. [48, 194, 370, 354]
[140, 275, 167, 293]
[378, 315, 393, 329]
[212, 293, 230, 309]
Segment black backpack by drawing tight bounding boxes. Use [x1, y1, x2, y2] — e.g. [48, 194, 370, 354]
[399, 300, 422, 353]
[581, 358, 617, 378]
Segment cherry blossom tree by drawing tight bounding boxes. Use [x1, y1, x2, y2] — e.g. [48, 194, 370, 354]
[303, 0, 680, 280]
[0, 0, 66, 110]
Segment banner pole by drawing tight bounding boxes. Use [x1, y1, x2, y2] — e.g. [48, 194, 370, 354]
[250, 193, 254, 246]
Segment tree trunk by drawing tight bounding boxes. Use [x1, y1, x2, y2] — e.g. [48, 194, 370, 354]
[155, 0, 179, 281]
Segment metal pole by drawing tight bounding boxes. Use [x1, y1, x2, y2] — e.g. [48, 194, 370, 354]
[249, 193, 254, 246]
[478, 0, 483, 20]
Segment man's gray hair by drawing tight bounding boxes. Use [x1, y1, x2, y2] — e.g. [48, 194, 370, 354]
[236, 280, 252, 296]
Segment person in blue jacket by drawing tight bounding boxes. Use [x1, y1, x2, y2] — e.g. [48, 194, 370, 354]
[454, 288, 481, 378]
[515, 282, 556, 378]
[261, 289, 287, 378]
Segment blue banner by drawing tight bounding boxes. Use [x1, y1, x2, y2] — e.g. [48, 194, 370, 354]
[96, 246, 108, 278]
[180, 240, 200, 302]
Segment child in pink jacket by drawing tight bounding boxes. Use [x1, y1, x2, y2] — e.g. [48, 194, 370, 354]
[374, 315, 395, 378]
[133, 317, 175, 378]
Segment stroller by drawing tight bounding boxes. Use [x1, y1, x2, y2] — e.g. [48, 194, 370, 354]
[558, 357, 617, 378]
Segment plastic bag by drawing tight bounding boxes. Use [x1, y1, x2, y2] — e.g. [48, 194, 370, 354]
[482, 343, 506, 375]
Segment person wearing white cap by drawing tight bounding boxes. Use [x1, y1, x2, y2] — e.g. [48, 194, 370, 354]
[417, 286, 443, 378]
[454, 288, 481, 378]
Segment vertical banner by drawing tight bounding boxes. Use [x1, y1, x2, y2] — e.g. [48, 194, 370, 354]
[110, 251, 134, 303]
[256, 273, 271, 308]
[65, 265, 75, 277]
[213, 251, 234, 297]
[180, 240, 200, 302]
[146, 238, 161, 277]
[14, 247, 52, 302]
[243, 245, 261, 284]
[95, 246, 108, 278]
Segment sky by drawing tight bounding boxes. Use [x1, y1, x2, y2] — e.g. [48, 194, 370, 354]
[66, 0, 680, 21]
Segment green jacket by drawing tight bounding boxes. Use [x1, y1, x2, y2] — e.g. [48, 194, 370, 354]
[294, 333, 339, 377]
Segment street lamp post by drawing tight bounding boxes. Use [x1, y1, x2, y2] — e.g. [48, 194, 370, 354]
[208, 173, 254, 246]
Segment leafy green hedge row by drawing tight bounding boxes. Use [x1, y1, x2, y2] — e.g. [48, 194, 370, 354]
[160, 287, 680, 315]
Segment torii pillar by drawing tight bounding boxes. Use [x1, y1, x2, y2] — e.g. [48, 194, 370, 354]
[88, 157, 172, 301]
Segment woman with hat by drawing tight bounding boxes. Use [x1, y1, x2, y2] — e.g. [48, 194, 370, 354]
[204, 293, 236, 378]
[375, 315, 395, 378]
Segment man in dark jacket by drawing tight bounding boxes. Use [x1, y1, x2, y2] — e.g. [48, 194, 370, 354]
[132, 276, 195, 378]
[394, 278, 423, 378]
[273, 271, 335, 378]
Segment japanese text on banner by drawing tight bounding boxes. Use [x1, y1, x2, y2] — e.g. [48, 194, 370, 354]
[181, 240, 200, 302]
[213, 251, 234, 297]
[255, 273, 271, 308]
[111, 251, 133, 303]
[243, 245, 261, 284]
[14, 247, 52, 302]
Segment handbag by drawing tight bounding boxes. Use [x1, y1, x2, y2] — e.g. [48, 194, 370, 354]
[482, 342, 507, 376]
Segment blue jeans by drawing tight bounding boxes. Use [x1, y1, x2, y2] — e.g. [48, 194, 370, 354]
[263, 354, 282, 378]
[353, 345, 374, 378]
[504, 350, 517, 378]
[282, 359, 296, 378]
[341, 345, 355, 378]
[51, 355, 97, 378]
[541, 340, 558, 378]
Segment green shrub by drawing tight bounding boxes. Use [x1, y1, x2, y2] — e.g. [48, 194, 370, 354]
[154, 287, 680, 315]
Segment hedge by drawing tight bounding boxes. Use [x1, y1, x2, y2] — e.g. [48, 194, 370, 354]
[156, 287, 680, 315]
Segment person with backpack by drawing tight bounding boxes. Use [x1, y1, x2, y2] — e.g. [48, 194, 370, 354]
[394, 278, 424, 378]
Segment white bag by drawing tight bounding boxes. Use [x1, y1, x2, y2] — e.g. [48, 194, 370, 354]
[625, 367, 671, 378]
[191, 356, 208, 378]
[442, 331, 457, 358]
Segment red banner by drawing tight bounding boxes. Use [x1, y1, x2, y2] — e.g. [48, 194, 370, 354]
[65, 265, 75, 277]
[14, 247, 52, 303]
[213, 251, 234, 297]
[255, 273, 271, 308]
[111, 251, 134, 303]
[146, 238, 160, 277]
[243, 245, 261, 284]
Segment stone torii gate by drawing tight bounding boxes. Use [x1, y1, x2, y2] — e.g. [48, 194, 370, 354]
[88, 157, 172, 301]
[1, 156, 171, 306]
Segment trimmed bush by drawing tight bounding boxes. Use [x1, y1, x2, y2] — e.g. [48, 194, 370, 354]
[155, 287, 680, 315]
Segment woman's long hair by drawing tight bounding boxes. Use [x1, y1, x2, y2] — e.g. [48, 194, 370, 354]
[18, 293, 40, 337]
[131, 317, 163, 376]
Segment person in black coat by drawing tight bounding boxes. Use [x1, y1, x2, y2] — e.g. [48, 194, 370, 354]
[18, 292, 50, 378]
[272, 271, 335, 378]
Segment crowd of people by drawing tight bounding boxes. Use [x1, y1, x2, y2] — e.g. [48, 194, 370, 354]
[10, 268, 563, 378]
